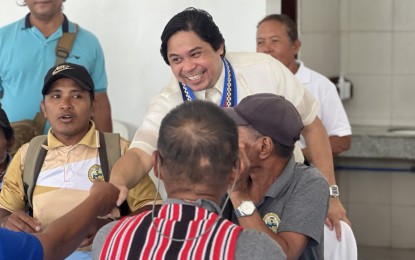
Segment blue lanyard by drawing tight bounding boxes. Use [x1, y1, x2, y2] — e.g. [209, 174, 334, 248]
[179, 58, 237, 107]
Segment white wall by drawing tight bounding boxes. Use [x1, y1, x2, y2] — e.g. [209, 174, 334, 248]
[0, 0, 276, 139]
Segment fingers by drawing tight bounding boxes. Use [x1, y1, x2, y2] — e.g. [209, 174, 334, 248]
[3, 211, 41, 233]
[115, 185, 129, 207]
[325, 217, 333, 230]
[332, 218, 342, 241]
[327, 198, 351, 241]
[79, 235, 94, 248]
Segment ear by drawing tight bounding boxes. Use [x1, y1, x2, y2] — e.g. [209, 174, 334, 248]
[91, 99, 96, 120]
[152, 151, 163, 180]
[293, 39, 301, 55]
[258, 136, 274, 159]
[218, 43, 225, 57]
[40, 100, 47, 118]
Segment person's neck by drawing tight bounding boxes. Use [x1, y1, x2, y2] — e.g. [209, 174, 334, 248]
[286, 59, 300, 75]
[168, 190, 222, 206]
[249, 158, 285, 203]
[51, 128, 89, 146]
[29, 12, 64, 38]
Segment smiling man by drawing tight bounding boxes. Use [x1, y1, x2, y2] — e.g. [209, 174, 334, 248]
[109, 7, 349, 238]
[0, 63, 158, 260]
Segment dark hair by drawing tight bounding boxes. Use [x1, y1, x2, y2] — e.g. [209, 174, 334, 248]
[157, 100, 238, 187]
[2, 127, 14, 142]
[257, 14, 298, 43]
[160, 7, 226, 65]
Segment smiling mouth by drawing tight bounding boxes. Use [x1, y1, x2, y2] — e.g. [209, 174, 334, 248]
[187, 72, 204, 81]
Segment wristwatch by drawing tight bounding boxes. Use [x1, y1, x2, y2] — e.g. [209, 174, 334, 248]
[329, 185, 340, 198]
[234, 200, 256, 218]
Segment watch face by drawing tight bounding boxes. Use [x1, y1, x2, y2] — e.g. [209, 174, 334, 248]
[240, 201, 256, 215]
[330, 185, 339, 197]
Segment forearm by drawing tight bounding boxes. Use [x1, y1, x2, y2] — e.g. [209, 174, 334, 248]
[93, 92, 112, 132]
[230, 193, 303, 260]
[37, 197, 100, 260]
[329, 135, 351, 156]
[302, 118, 336, 185]
[110, 148, 152, 190]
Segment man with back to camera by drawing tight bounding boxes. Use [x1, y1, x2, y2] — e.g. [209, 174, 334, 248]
[0, 0, 112, 151]
[109, 7, 349, 238]
[93, 100, 286, 260]
[0, 63, 159, 259]
[223, 93, 329, 260]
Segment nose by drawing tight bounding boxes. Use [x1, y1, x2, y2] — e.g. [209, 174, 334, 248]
[263, 43, 273, 54]
[60, 97, 73, 110]
[181, 58, 196, 72]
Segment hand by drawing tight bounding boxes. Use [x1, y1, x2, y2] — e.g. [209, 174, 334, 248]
[228, 147, 251, 197]
[89, 180, 120, 216]
[325, 197, 352, 241]
[1, 210, 41, 233]
[79, 217, 113, 247]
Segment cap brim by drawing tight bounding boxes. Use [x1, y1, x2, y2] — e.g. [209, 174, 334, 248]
[223, 107, 249, 126]
[42, 74, 93, 95]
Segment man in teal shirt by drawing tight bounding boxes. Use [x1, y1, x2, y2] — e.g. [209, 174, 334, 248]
[0, 0, 112, 134]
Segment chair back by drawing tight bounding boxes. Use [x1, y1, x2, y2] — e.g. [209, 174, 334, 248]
[324, 220, 358, 260]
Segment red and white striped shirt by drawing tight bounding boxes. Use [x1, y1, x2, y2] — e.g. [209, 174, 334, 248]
[100, 203, 242, 260]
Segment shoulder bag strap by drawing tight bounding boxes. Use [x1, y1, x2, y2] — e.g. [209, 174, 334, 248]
[23, 135, 48, 211]
[55, 24, 78, 65]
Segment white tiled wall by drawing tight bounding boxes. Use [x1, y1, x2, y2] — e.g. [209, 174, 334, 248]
[300, 0, 415, 127]
[299, 0, 415, 249]
[335, 158, 415, 249]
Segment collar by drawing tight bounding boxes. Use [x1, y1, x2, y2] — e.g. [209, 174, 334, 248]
[294, 60, 311, 84]
[262, 156, 296, 200]
[43, 121, 100, 150]
[23, 13, 70, 32]
[164, 198, 221, 214]
[193, 63, 225, 100]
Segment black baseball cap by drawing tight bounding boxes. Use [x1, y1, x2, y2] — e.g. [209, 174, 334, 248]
[42, 63, 95, 97]
[224, 93, 304, 147]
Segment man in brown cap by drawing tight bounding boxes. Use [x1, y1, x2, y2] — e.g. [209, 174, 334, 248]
[0, 108, 14, 190]
[224, 93, 329, 260]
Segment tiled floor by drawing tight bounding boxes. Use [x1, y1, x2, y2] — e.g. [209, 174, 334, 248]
[358, 246, 415, 260]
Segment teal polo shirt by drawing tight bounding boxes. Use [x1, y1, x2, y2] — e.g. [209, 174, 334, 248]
[0, 14, 108, 124]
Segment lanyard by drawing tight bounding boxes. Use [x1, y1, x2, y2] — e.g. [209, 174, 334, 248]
[178, 58, 237, 107]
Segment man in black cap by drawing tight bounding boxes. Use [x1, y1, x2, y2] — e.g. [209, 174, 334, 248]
[0, 63, 159, 259]
[0, 108, 14, 190]
[224, 93, 329, 260]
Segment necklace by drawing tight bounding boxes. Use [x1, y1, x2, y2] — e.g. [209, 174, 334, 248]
[178, 58, 237, 107]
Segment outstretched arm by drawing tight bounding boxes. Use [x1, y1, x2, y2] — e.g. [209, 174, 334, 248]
[35, 181, 119, 260]
[109, 147, 153, 206]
